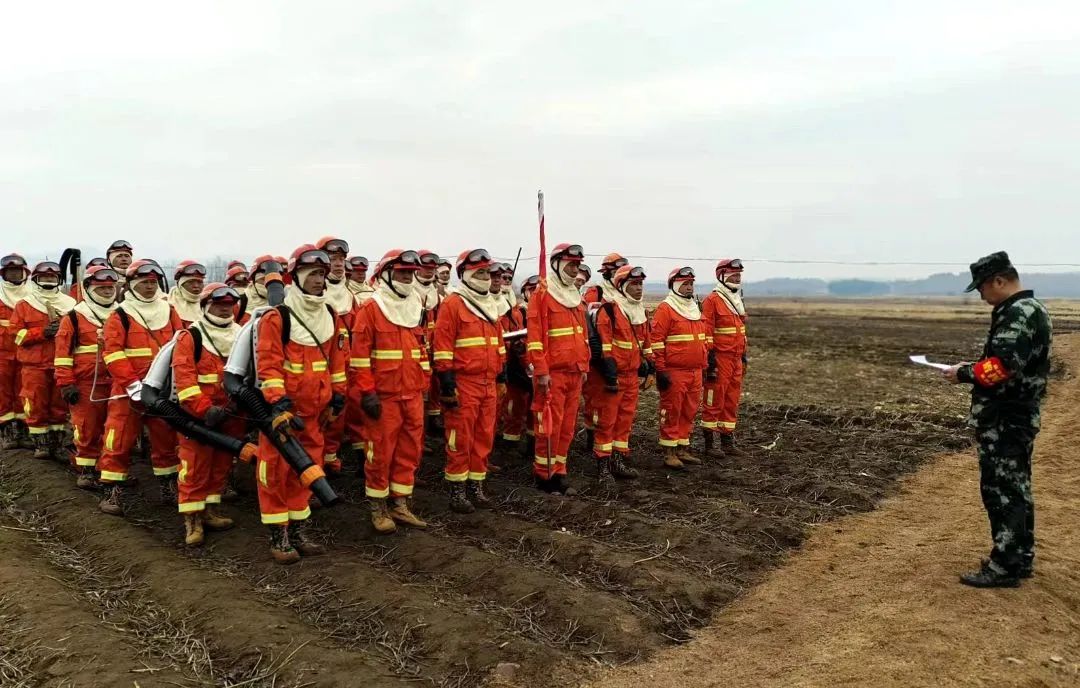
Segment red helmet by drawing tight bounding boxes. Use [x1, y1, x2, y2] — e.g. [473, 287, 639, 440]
[199, 281, 241, 306]
[612, 265, 646, 290]
[174, 260, 206, 281]
[373, 249, 422, 278]
[126, 259, 166, 282]
[31, 261, 63, 285]
[315, 236, 350, 256]
[82, 264, 121, 289]
[288, 244, 331, 273]
[225, 265, 249, 285]
[521, 274, 541, 296]
[437, 257, 452, 270]
[0, 254, 30, 282]
[416, 249, 440, 270]
[667, 266, 695, 289]
[576, 264, 592, 280]
[715, 258, 744, 278]
[600, 252, 628, 277]
[249, 254, 276, 275]
[86, 257, 109, 269]
[349, 255, 369, 271]
[227, 259, 245, 270]
[550, 243, 584, 264]
[455, 248, 494, 278]
[106, 240, 133, 257]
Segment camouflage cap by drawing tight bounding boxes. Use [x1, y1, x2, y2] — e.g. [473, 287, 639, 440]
[965, 250, 1014, 292]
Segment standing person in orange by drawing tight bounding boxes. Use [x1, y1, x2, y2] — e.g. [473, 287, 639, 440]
[435, 258, 452, 299]
[573, 263, 591, 293]
[54, 265, 119, 488]
[591, 265, 653, 486]
[12, 261, 76, 459]
[172, 283, 246, 546]
[224, 264, 252, 324]
[253, 245, 345, 563]
[342, 255, 375, 460]
[500, 275, 537, 453]
[97, 260, 184, 515]
[652, 266, 708, 470]
[581, 253, 628, 451]
[701, 259, 748, 456]
[434, 249, 506, 513]
[414, 250, 444, 436]
[243, 255, 275, 315]
[168, 261, 206, 327]
[315, 237, 354, 476]
[346, 255, 375, 312]
[582, 253, 627, 305]
[527, 243, 590, 496]
[350, 249, 429, 533]
[0, 254, 30, 450]
[105, 241, 134, 302]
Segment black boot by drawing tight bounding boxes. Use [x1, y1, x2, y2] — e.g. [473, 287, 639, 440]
[981, 557, 1033, 579]
[31, 432, 51, 460]
[584, 428, 595, 453]
[611, 455, 639, 480]
[467, 480, 493, 509]
[48, 429, 66, 461]
[596, 458, 616, 490]
[0, 423, 16, 450]
[269, 526, 301, 564]
[550, 474, 578, 497]
[288, 522, 327, 556]
[159, 476, 179, 504]
[523, 435, 536, 460]
[448, 481, 475, 513]
[960, 562, 1020, 588]
[703, 429, 724, 457]
[720, 433, 743, 457]
[15, 422, 34, 450]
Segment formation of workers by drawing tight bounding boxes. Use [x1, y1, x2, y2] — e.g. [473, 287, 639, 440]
[0, 241, 749, 563]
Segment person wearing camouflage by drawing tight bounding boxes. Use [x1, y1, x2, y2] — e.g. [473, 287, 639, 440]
[945, 251, 1052, 588]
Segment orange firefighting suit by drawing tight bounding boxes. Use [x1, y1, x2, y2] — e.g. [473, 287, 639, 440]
[98, 307, 184, 482]
[652, 301, 708, 448]
[12, 301, 68, 436]
[172, 327, 244, 514]
[54, 309, 112, 468]
[500, 304, 532, 442]
[592, 303, 651, 459]
[701, 290, 747, 435]
[350, 300, 429, 500]
[526, 285, 589, 478]
[318, 314, 351, 474]
[0, 297, 22, 428]
[433, 293, 505, 483]
[254, 307, 348, 525]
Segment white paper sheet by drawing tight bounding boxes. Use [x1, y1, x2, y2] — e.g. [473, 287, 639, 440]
[908, 354, 953, 371]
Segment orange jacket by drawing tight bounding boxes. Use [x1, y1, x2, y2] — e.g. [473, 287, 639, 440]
[582, 285, 604, 306]
[701, 291, 747, 356]
[1, 300, 20, 361]
[350, 300, 429, 399]
[501, 304, 527, 362]
[12, 301, 59, 369]
[171, 328, 228, 418]
[595, 303, 652, 374]
[102, 307, 184, 390]
[651, 302, 708, 372]
[432, 293, 505, 380]
[526, 288, 589, 377]
[255, 308, 347, 419]
[54, 310, 111, 387]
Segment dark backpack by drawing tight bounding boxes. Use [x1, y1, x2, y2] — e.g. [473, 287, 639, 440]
[586, 302, 616, 365]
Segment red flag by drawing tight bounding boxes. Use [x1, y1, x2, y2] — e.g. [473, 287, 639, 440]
[537, 190, 547, 279]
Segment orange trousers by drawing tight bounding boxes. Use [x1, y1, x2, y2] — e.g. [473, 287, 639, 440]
[179, 418, 243, 513]
[659, 368, 702, 447]
[702, 354, 744, 435]
[443, 376, 498, 482]
[98, 396, 179, 482]
[500, 384, 532, 442]
[532, 371, 583, 478]
[20, 367, 66, 435]
[593, 371, 640, 458]
[70, 381, 111, 469]
[0, 359, 19, 425]
[256, 415, 321, 524]
[364, 395, 423, 499]
[343, 401, 371, 467]
[581, 369, 606, 430]
[321, 411, 345, 472]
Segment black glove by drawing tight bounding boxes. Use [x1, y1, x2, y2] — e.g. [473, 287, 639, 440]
[637, 360, 654, 378]
[656, 371, 672, 392]
[705, 350, 718, 381]
[44, 320, 60, 339]
[361, 392, 382, 420]
[204, 405, 227, 429]
[437, 370, 459, 408]
[61, 384, 80, 405]
[495, 370, 507, 385]
[741, 352, 748, 367]
[601, 358, 619, 393]
[328, 392, 346, 415]
[270, 397, 304, 431]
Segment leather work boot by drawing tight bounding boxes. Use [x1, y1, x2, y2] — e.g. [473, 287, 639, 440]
[184, 513, 205, 546]
[611, 455, 639, 480]
[467, 480, 493, 509]
[550, 474, 578, 497]
[202, 505, 234, 531]
[48, 430, 66, 460]
[596, 458, 617, 490]
[663, 447, 685, 471]
[960, 562, 1020, 588]
[720, 433, 743, 457]
[159, 476, 179, 504]
[390, 497, 428, 528]
[76, 467, 97, 491]
[268, 526, 301, 565]
[448, 482, 476, 514]
[98, 484, 125, 516]
[32, 433, 51, 460]
[288, 522, 327, 556]
[981, 557, 1033, 579]
[16, 423, 34, 450]
[369, 498, 397, 534]
[703, 429, 725, 457]
[677, 447, 702, 466]
[0, 423, 15, 450]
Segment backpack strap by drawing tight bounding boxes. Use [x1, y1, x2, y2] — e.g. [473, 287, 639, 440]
[68, 310, 79, 356]
[235, 294, 248, 324]
[117, 308, 130, 332]
[276, 305, 291, 346]
[189, 326, 203, 363]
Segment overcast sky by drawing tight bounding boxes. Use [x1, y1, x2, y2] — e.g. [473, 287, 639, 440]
[3, 0, 1079, 281]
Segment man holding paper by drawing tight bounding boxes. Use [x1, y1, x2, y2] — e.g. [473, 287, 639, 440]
[943, 251, 1052, 588]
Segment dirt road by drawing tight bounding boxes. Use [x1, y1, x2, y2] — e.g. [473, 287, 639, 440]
[587, 335, 1080, 687]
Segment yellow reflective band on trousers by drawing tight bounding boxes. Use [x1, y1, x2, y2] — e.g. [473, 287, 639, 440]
[445, 470, 468, 482]
[527, 342, 543, 351]
[105, 428, 115, 451]
[289, 507, 311, 520]
[365, 485, 390, 498]
[468, 471, 486, 481]
[178, 500, 205, 513]
[100, 470, 127, 481]
[390, 482, 414, 496]
[330, 371, 347, 384]
[261, 511, 289, 524]
[14, 329, 28, 346]
[153, 465, 179, 476]
[258, 460, 268, 487]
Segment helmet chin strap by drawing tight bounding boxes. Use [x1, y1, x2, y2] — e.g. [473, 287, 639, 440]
[383, 270, 408, 299]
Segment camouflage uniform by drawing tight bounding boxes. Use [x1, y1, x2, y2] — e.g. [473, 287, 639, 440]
[958, 289, 1052, 575]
